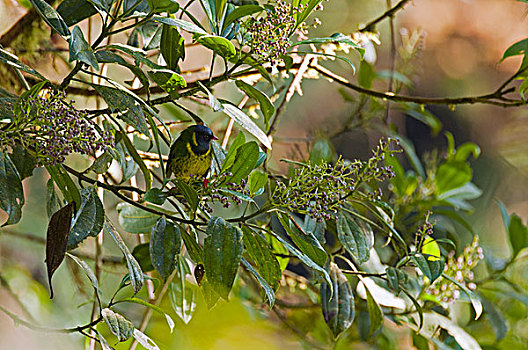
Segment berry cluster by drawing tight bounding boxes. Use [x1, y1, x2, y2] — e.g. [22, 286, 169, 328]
[201, 172, 251, 212]
[273, 138, 398, 220]
[245, 0, 297, 65]
[425, 236, 484, 303]
[0, 90, 114, 166]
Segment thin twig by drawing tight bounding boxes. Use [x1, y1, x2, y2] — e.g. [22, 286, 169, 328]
[360, 0, 412, 32]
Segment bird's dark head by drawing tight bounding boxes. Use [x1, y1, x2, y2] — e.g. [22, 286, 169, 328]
[191, 125, 218, 154]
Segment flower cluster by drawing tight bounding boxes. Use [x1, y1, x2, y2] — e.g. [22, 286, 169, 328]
[200, 172, 250, 212]
[425, 236, 484, 303]
[244, 0, 297, 65]
[0, 90, 114, 166]
[272, 138, 398, 220]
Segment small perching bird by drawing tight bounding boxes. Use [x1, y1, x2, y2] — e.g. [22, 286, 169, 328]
[165, 125, 218, 181]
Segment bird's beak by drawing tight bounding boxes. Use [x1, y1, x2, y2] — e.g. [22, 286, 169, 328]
[212, 135, 219, 141]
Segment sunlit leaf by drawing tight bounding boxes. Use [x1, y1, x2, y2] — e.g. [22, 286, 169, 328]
[102, 308, 134, 342]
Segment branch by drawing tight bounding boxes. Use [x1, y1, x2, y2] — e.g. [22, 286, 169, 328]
[359, 0, 412, 32]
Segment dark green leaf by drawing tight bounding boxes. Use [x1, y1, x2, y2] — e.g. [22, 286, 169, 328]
[105, 44, 165, 70]
[150, 216, 181, 279]
[105, 219, 144, 294]
[46, 164, 82, 209]
[278, 213, 327, 267]
[412, 333, 429, 350]
[93, 85, 150, 136]
[412, 254, 445, 283]
[173, 180, 199, 214]
[221, 131, 245, 172]
[203, 217, 243, 299]
[242, 227, 281, 291]
[68, 187, 104, 249]
[29, 0, 70, 36]
[117, 202, 159, 234]
[102, 308, 134, 342]
[132, 243, 154, 271]
[385, 266, 407, 293]
[321, 262, 355, 338]
[9, 145, 35, 180]
[115, 142, 139, 183]
[146, 0, 179, 12]
[397, 135, 425, 178]
[69, 26, 99, 69]
[509, 214, 528, 258]
[401, 103, 442, 136]
[46, 179, 60, 218]
[118, 129, 153, 191]
[364, 281, 383, 336]
[89, 151, 113, 174]
[241, 257, 275, 307]
[46, 201, 75, 298]
[502, 38, 528, 61]
[223, 4, 263, 29]
[160, 24, 185, 70]
[0, 152, 24, 226]
[248, 170, 267, 196]
[221, 104, 272, 149]
[57, 0, 97, 26]
[201, 277, 221, 308]
[337, 212, 371, 264]
[235, 80, 275, 126]
[435, 161, 472, 195]
[196, 34, 236, 58]
[226, 141, 260, 184]
[303, 215, 326, 244]
[181, 230, 204, 264]
[143, 188, 167, 205]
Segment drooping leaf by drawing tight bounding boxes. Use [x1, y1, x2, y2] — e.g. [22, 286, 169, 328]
[46, 179, 60, 218]
[480, 295, 508, 341]
[132, 243, 155, 271]
[336, 212, 371, 264]
[364, 281, 384, 336]
[105, 219, 144, 294]
[242, 227, 281, 291]
[412, 254, 445, 283]
[203, 217, 243, 299]
[66, 253, 101, 297]
[154, 16, 208, 35]
[69, 26, 99, 69]
[221, 131, 245, 172]
[401, 103, 442, 136]
[68, 187, 104, 249]
[278, 213, 327, 267]
[321, 262, 355, 338]
[222, 104, 272, 149]
[0, 48, 46, 80]
[160, 24, 185, 70]
[225, 141, 260, 184]
[442, 273, 482, 320]
[102, 308, 134, 342]
[0, 152, 24, 226]
[46, 164, 82, 209]
[118, 129, 153, 191]
[46, 201, 75, 298]
[117, 202, 160, 234]
[57, 0, 97, 26]
[235, 80, 275, 125]
[181, 229, 204, 264]
[132, 329, 160, 350]
[241, 257, 275, 307]
[169, 256, 197, 324]
[150, 216, 181, 279]
[29, 0, 70, 37]
[89, 151, 113, 174]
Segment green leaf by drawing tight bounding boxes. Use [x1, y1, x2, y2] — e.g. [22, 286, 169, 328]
[235, 80, 275, 126]
[117, 202, 160, 234]
[221, 131, 245, 172]
[143, 188, 167, 205]
[118, 129, 153, 191]
[200, 0, 216, 29]
[93, 85, 150, 137]
[0, 47, 46, 80]
[29, 0, 70, 36]
[0, 152, 24, 226]
[173, 180, 199, 215]
[293, 33, 361, 48]
[321, 262, 355, 338]
[278, 213, 327, 267]
[401, 103, 442, 136]
[146, 0, 179, 12]
[46, 202, 75, 298]
[118, 297, 175, 332]
[57, 0, 97, 26]
[181, 229, 204, 264]
[102, 308, 134, 342]
[105, 219, 144, 294]
[498, 200, 511, 235]
[502, 38, 528, 61]
[160, 24, 185, 71]
[115, 142, 139, 183]
[150, 216, 181, 279]
[454, 142, 481, 162]
[196, 35, 236, 58]
[169, 256, 196, 324]
[69, 26, 99, 69]
[89, 151, 113, 174]
[248, 170, 267, 196]
[480, 295, 507, 341]
[47, 164, 82, 209]
[105, 44, 165, 70]
[221, 104, 272, 150]
[364, 281, 383, 336]
[293, 0, 323, 31]
[412, 254, 445, 283]
[385, 266, 407, 293]
[223, 4, 263, 29]
[242, 227, 281, 291]
[435, 161, 472, 195]
[132, 243, 154, 271]
[309, 137, 335, 165]
[148, 69, 186, 97]
[154, 16, 208, 35]
[241, 257, 275, 307]
[358, 60, 375, 89]
[508, 214, 528, 258]
[442, 273, 482, 320]
[337, 212, 371, 264]
[226, 141, 260, 184]
[46, 179, 60, 218]
[412, 332, 429, 350]
[68, 187, 104, 249]
[203, 217, 243, 299]
[396, 135, 425, 178]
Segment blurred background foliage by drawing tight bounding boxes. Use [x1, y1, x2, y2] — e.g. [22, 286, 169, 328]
[2, 0, 528, 349]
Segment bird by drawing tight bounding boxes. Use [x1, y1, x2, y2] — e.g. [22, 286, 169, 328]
[165, 124, 218, 181]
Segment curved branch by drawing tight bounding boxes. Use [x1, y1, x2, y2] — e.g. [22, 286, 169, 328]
[359, 0, 412, 32]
